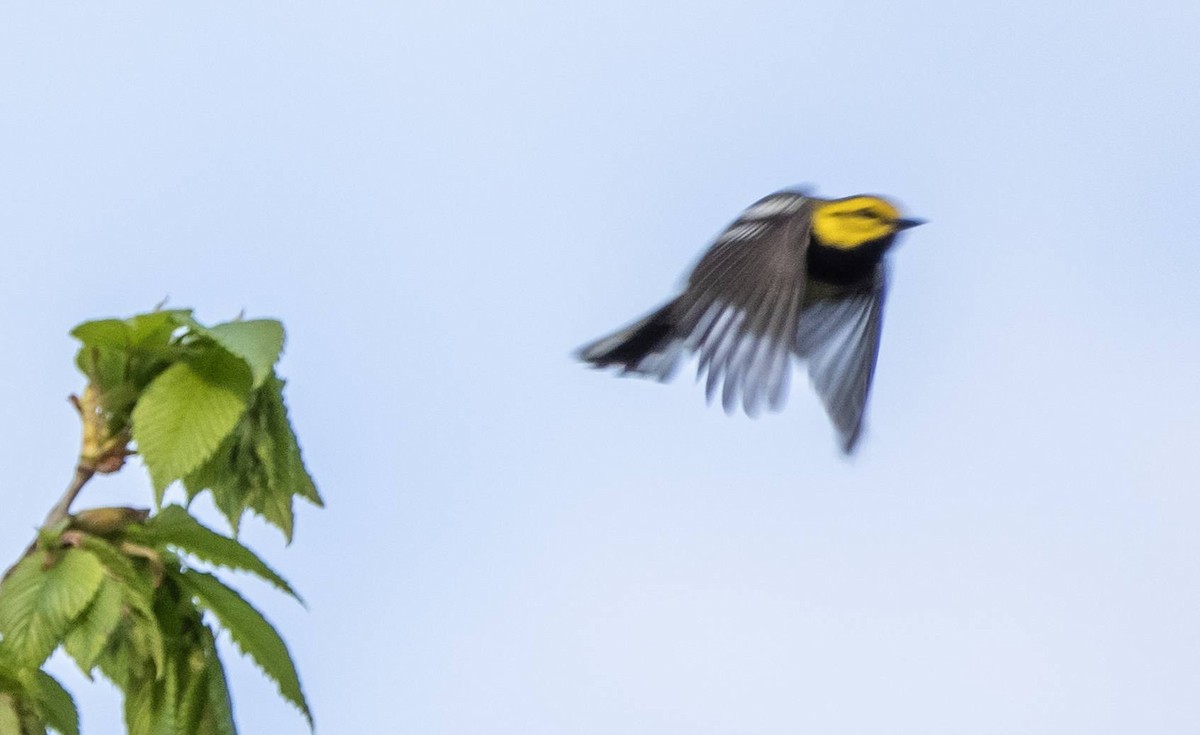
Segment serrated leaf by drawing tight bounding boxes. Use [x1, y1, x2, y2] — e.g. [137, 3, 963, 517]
[74, 538, 156, 612]
[200, 627, 236, 735]
[247, 487, 294, 544]
[182, 434, 247, 535]
[63, 577, 124, 675]
[123, 580, 188, 731]
[71, 312, 188, 393]
[132, 351, 252, 500]
[178, 571, 311, 728]
[93, 621, 137, 689]
[176, 623, 239, 735]
[0, 550, 105, 667]
[70, 319, 131, 349]
[22, 669, 77, 735]
[136, 506, 300, 601]
[0, 663, 42, 735]
[181, 377, 321, 541]
[124, 664, 175, 735]
[176, 650, 209, 735]
[204, 321, 285, 389]
[74, 538, 164, 678]
[93, 614, 167, 695]
[126, 616, 168, 685]
[127, 310, 190, 349]
[290, 456, 322, 507]
[262, 377, 323, 508]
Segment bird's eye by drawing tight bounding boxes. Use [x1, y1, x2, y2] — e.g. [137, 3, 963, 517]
[854, 209, 877, 219]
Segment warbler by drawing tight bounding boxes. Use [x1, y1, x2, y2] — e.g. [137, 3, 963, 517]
[578, 188, 923, 453]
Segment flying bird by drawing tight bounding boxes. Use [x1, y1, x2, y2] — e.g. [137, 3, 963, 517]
[578, 188, 924, 453]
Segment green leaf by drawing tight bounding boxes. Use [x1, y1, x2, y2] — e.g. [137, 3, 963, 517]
[176, 650, 209, 735]
[0, 550, 105, 667]
[123, 664, 175, 735]
[290, 456, 322, 507]
[261, 377, 323, 508]
[70, 319, 131, 349]
[93, 619, 149, 692]
[71, 312, 190, 394]
[176, 623, 238, 735]
[75, 345, 128, 392]
[169, 313, 282, 387]
[0, 691, 27, 735]
[119, 572, 189, 733]
[246, 486, 295, 544]
[178, 571, 311, 727]
[132, 350, 252, 500]
[23, 669, 78, 735]
[136, 506, 300, 601]
[63, 576, 124, 675]
[239, 376, 321, 540]
[0, 661, 45, 735]
[127, 310, 190, 349]
[74, 537, 164, 678]
[200, 627, 236, 735]
[74, 538, 157, 613]
[96, 381, 141, 420]
[181, 376, 321, 541]
[72, 310, 191, 352]
[204, 321, 285, 389]
[182, 435, 247, 535]
[0, 648, 16, 676]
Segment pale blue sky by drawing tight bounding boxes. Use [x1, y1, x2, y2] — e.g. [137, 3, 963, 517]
[3, 2, 1200, 733]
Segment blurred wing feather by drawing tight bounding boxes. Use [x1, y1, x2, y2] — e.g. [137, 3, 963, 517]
[671, 190, 813, 414]
[797, 265, 888, 452]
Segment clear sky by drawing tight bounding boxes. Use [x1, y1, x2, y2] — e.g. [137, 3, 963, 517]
[3, 2, 1200, 733]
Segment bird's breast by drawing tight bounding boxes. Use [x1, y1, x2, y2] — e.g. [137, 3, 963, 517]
[806, 237, 890, 286]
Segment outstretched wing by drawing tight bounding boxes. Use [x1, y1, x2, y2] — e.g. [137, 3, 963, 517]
[795, 264, 888, 453]
[670, 190, 815, 417]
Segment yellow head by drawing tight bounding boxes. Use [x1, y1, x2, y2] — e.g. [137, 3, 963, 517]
[811, 196, 924, 250]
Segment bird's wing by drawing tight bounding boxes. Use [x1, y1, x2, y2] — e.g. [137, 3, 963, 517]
[795, 264, 888, 453]
[672, 190, 815, 417]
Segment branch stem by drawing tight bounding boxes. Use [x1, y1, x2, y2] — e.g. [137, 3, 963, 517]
[2, 466, 94, 582]
[42, 465, 96, 529]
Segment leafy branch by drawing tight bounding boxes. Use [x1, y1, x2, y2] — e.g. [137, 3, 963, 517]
[0, 308, 322, 735]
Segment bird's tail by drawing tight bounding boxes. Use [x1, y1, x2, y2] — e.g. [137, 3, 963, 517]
[577, 300, 685, 380]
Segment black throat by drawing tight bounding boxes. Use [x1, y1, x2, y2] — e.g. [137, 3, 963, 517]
[806, 235, 893, 286]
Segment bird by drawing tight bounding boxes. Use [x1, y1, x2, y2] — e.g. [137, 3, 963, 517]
[577, 187, 924, 453]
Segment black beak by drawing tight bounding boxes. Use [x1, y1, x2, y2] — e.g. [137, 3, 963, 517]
[894, 218, 926, 231]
